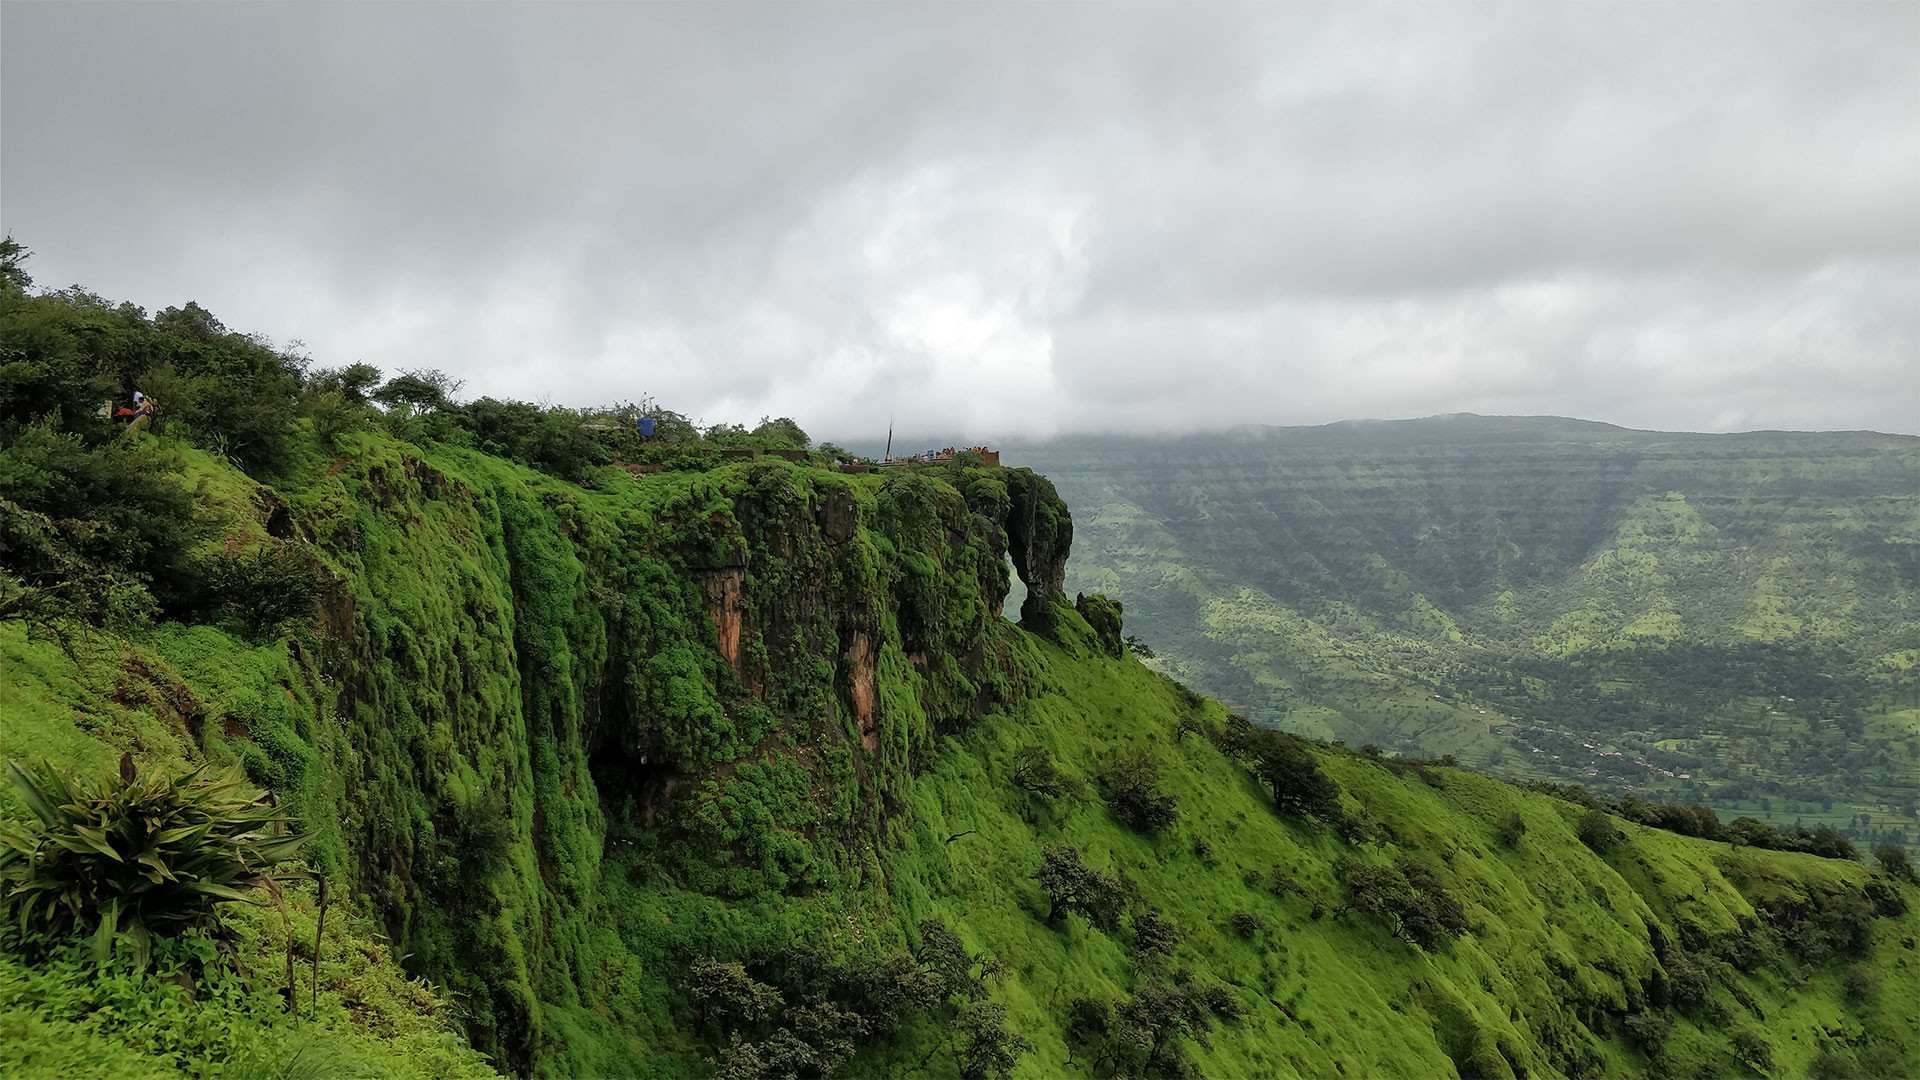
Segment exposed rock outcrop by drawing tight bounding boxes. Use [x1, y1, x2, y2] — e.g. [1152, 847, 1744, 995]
[1002, 468, 1074, 630]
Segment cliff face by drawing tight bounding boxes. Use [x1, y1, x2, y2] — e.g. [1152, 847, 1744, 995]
[284, 443, 1073, 1071]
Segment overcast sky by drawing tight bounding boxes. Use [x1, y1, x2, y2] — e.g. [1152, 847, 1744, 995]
[5, 3, 1916, 440]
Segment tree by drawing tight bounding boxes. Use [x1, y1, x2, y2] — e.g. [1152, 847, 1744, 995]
[1086, 975, 1244, 1079]
[1339, 858, 1467, 950]
[154, 300, 224, 342]
[1249, 730, 1343, 824]
[953, 1003, 1034, 1080]
[1034, 845, 1126, 930]
[1131, 909, 1182, 959]
[749, 416, 809, 450]
[1577, 809, 1620, 854]
[916, 918, 1000, 1002]
[687, 958, 784, 1034]
[1229, 910, 1267, 937]
[307, 362, 384, 404]
[373, 368, 463, 412]
[0, 235, 32, 293]
[1100, 749, 1178, 833]
[1009, 746, 1069, 800]
[1063, 996, 1110, 1065]
[1661, 950, 1719, 1014]
[1623, 1012, 1671, 1056]
[1497, 812, 1527, 848]
[1873, 842, 1917, 885]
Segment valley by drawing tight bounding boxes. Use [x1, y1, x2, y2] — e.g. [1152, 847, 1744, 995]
[1011, 417, 1920, 852]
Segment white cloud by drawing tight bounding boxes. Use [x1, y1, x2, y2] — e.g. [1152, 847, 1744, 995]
[3, 3, 1914, 439]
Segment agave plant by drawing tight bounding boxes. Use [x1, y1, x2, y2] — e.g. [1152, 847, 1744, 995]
[0, 754, 311, 967]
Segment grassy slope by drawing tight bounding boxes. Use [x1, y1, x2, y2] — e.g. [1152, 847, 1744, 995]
[3, 429, 1915, 1078]
[885, 624, 1919, 1080]
[1010, 418, 1920, 847]
[0, 622, 498, 1080]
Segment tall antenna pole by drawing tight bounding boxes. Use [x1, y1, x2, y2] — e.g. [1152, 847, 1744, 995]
[884, 416, 893, 463]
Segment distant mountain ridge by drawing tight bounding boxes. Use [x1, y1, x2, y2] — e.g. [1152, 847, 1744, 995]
[1007, 415, 1920, 852]
[1006, 412, 1919, 448]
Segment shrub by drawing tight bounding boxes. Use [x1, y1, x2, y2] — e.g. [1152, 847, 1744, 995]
[1662, 950, 1719, 1015]
[1265, 865, 1304, 896]
[1009, 746, 1070, 800]
[0, 422, 210, 607]
[1730, 1028, 1772, 1073]
[1810, 1051, 1864, 1080]
[1577, 809, 1620, 854]
[1249, 729, 1344, 824]
[211, 544, 331, 641]
[954, 1002, 1034, 1080]
[1874, 842, 1917, 885]
[1131, 909, 1182, 959]
[1229, 911, 1267, 937]
[963, 478, 1010, 521]
[1841, 964, 1879, 1005]
[0, 757, 309, 968]
[300, 389, 370, 448]
[1034, 845, 1128, 931]
[1622, 1012, 1671, 1055]
[1339, 858, 1468, 950]
[686, 958, 783, 1034]
[1497, 812, 1527, 848]
[0, 499, 156, 645]
[1100, 749, 1179, 834]
[748, 416, 809, 450]
[454, 397, 612, 481]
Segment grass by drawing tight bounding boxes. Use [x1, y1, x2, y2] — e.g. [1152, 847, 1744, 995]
[3, 426, 1915, 1078]
[870, 623, 1919, 1078]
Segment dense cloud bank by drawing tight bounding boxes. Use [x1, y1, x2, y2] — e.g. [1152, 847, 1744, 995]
[4, 3, 1915, 438]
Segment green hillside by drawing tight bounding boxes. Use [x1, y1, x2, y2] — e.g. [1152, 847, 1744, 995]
[1009, 418, 1920, 853]
[3, 271, 1918, 1078]
[1, 434, 1913, 1078]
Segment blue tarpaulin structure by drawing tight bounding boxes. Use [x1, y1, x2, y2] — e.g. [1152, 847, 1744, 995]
[636, 417, 656, 437]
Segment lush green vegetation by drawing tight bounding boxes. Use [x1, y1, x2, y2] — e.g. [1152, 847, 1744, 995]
[1012, 418, 1920, 854]
[3, 246, 1917, 1077]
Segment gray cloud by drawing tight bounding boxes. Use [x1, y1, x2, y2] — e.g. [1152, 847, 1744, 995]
[5, 2, 1915, 440]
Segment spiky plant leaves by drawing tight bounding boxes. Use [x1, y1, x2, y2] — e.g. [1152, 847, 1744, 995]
[91, 897, 120, 965]
[0, 756, 311, 966]
[6, 759, 65, 825]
